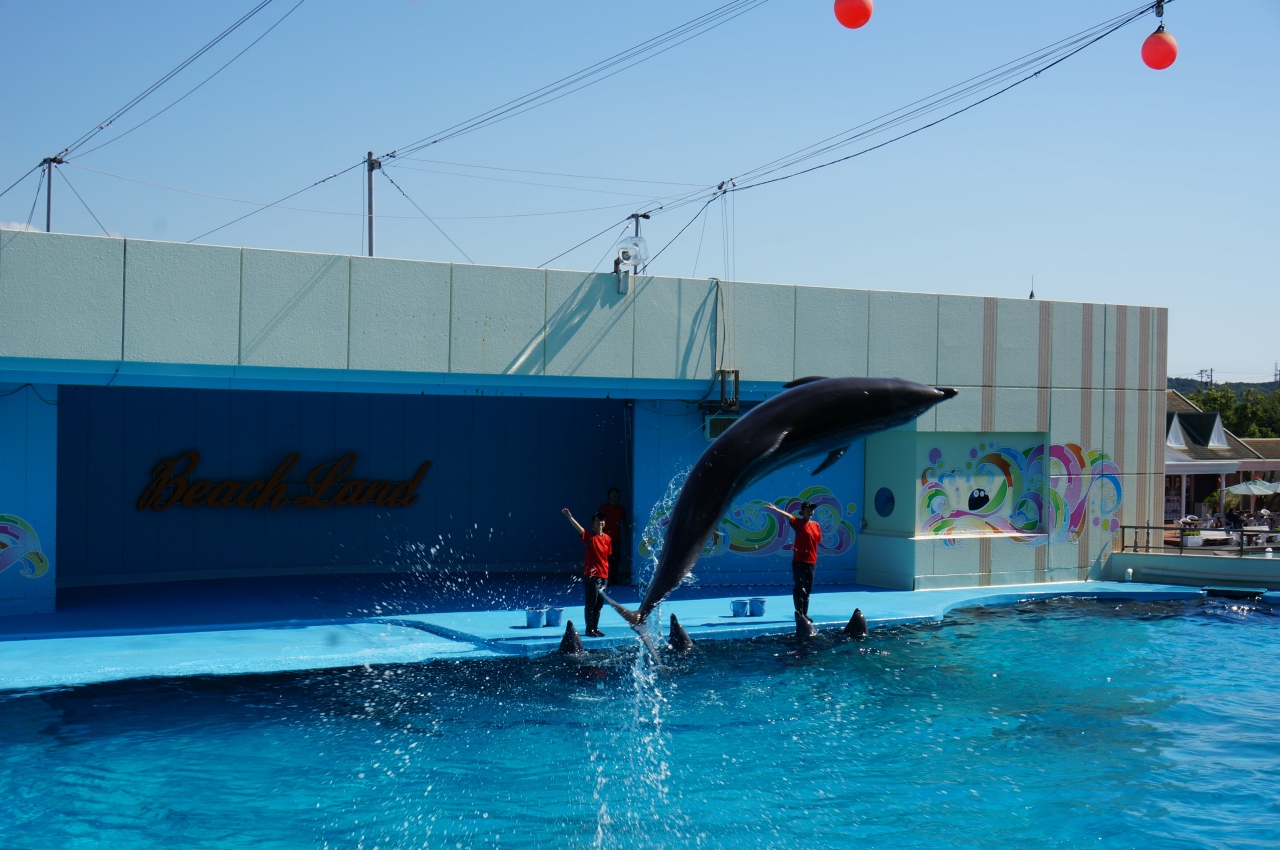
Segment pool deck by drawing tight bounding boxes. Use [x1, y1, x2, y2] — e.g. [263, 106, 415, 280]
[0, 576, 1225, 691]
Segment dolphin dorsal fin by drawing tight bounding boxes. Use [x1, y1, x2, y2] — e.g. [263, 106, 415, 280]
[783, 375, 828, 389]
[812, 445, 849, 475]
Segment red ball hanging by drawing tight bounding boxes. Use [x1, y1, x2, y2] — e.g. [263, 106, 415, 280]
[834, 0, 873, 29]
[1142, 24, 1178, 70]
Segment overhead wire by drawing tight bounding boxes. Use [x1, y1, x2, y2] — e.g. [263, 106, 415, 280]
[65, 161, 660, 220]
[641, 195, 719, 273]
[60, 0, 283, 158]
[730, 5, 1156, 187]
[383, 162, 686, 200]
[57, 167, 111, 236]
[378, 170, 474, 263]
[690, 199, 710, 278]
[154, 0, 764, 247]
[381, 0, 771, 160]
[68, 0, 310, 160]
[537, 216, 634, 269]
[730, 3, 1160, 193]
[187, 162, 363, 243]
[0, 163, 43, 203]
[393, 156, 706, 188]
[23, 170, 46, 230]
[592, 224, 635, 274]
[624, 0, 1164, 277]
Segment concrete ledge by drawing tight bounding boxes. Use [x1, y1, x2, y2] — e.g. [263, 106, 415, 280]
[0, 581, 1206, 691]
[1106, 551, 1280, 591]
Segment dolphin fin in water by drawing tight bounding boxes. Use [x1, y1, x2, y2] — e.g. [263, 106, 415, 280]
[667, 614, 694, 653]
[559, 620, 584, 654]
[843, 607, 868, 638]
[783, 375, 828, 389]
[811, 446, 849, 475]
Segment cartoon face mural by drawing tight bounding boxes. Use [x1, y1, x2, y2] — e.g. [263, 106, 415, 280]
[918, 440, 1121, 547]
[640, 480, 857, 561]
[0, 515, 49, 579]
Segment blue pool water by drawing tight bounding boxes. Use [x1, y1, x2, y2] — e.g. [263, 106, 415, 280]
[3, 596, 1279, 848]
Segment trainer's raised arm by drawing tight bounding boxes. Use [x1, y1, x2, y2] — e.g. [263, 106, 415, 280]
[562, 508, 585, 536]
[762, 502, 795, 519]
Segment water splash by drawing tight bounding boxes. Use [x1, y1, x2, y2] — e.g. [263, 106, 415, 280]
[637, 467, 699, 594]
[590, 649, 681, 848]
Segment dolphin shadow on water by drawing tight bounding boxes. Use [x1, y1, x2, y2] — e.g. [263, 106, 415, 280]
[602, 376, 955, 648]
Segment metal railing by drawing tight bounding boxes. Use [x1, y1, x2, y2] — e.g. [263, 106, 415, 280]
[1119, 525, 1280, 557]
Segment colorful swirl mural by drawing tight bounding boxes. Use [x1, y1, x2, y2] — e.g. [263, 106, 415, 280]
[919, 442, 1120, 547]
[640, 483, 857, 561]
[0, 514, 49, 579]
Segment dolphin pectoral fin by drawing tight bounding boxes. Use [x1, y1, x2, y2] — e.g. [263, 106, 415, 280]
[783, 376, 828, 389]
[599, 591, 642, 627]
[812, 446, 849, 475]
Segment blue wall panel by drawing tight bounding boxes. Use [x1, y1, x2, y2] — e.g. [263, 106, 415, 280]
[0, 385, 58, 614]
[56, 387, 627, 584]
[631, 401, 863, 588]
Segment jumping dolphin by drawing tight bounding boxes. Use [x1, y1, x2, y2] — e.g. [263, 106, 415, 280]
[604, 377, 955, 635]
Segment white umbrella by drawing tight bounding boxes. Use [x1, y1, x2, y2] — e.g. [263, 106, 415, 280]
[1225, 481, 1277, 497]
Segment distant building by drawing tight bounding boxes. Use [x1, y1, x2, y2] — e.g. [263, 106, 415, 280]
[1164, 391, 1280, 520]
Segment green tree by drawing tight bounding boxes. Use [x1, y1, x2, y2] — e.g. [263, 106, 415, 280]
[1187, 386, 1280, 439]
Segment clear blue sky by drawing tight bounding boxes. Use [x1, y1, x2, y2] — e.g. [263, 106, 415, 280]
[2, 1, 1276, 382]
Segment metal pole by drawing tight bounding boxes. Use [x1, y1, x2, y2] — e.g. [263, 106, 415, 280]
[366, 151, 380, 257]
[41, 156, 64, 233]
[45, 160, 53, 232]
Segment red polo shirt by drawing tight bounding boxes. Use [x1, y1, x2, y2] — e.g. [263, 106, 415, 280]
[789, 517, 822, 565]
[582, 530, 612, 579]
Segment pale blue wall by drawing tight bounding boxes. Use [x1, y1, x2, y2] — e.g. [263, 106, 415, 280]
[0, 229, 1171, 597]
[0, 385, 57, 614]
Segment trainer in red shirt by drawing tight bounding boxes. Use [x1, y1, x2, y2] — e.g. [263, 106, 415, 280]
[562, 508, 612, 637]
[581, 527, 612, 580]
[764, 500, 823, 625]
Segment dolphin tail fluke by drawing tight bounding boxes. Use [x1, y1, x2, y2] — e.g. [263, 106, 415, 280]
[598, 590, 642, 627]
[599, 591, 665, 667]
[633, 621, 666, 668]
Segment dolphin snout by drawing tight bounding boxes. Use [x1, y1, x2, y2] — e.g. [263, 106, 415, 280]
[934, 387, 958, 399]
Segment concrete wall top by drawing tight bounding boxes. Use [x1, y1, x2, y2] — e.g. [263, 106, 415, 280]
[0, 230, 1165, 399]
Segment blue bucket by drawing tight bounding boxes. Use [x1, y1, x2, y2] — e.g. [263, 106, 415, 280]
[545, 607, 564, 628]
[749, 598, 767, 617]
[731, 599, 749, 617]
[525, 608, 545, 628]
